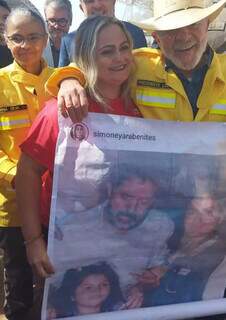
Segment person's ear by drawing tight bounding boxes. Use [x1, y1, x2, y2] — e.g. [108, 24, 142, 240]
[152, 31, 161, 47]
[79, 3, 84, 13]
[206, 18, 210, 31]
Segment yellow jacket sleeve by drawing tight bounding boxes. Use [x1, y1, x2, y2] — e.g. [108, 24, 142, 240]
[45, 63, 86, 97]
[0, 149, 17, 183]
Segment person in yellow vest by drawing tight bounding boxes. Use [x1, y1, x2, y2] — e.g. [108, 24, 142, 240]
[0, 7, 54, 320]
[45, 0, 226, 124]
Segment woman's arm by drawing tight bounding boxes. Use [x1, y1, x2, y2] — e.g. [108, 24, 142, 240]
[16, 153, 55, 278]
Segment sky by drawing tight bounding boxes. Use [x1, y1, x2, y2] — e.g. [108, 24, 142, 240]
[31, 0, 129, 31]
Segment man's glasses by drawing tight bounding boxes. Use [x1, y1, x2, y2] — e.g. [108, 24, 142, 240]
[6, 33, 47, 46]
[46, 18, 69, 27]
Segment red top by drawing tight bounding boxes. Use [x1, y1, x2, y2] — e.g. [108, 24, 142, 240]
[20, 97, 140, 226]
[88, 97, 141, 116]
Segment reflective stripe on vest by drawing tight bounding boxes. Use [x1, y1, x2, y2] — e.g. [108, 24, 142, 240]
[0, 114, 30, 130]
[136, 88, 176, 108]
[210, 100, 226, 115]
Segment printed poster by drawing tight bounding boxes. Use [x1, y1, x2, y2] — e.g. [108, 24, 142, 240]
[42, 113, 226, 320]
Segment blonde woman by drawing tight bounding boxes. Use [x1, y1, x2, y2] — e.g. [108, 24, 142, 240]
[16, 15, 140, 279]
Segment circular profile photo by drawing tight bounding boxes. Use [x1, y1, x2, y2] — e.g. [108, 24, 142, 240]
[70, 123, 89, 142]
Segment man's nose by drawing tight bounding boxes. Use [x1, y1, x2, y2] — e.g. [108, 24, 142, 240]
[127, 199, 139, 212]
[52, 23, 61, 29]
[175, 26, 191, 40]
[92, 0, 103, 10]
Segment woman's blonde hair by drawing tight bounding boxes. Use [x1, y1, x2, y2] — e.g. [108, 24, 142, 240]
[74, 15, 133, 109]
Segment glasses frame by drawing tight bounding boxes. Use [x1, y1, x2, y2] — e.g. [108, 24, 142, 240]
[6, 33, 47, 46]
[46, 18, 69, 27]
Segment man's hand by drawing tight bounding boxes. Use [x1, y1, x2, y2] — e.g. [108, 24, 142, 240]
[132, 265, 168, 287]
[121, 286, 143, 309]
[26, 237, 55, 278]
[58, 78, 89, 123]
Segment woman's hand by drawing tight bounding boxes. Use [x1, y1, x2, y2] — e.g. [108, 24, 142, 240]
[58, 78, 89, 123]
[133, 265, 168, 287]
[26, 237, 55, 278]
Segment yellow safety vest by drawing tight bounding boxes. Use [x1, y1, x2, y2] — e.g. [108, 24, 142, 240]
[131, 48, 226, 122]
[0, 60, 54, 227]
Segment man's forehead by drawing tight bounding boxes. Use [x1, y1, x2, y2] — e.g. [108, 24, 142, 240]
[115, 177, 154, 190]
[81, 0, 115, 3]
[46, 2, 69, 12]
[80, 0, 95, 3]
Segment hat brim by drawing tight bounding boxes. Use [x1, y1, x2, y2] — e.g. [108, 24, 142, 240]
[134, 0, 226, 31]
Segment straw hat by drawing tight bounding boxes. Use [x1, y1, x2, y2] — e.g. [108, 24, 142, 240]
[135, 0, 226, 31]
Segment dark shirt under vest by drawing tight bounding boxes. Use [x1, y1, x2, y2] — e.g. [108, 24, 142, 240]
[165, 46, 213, 118]
[0, 45, 13, 68]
